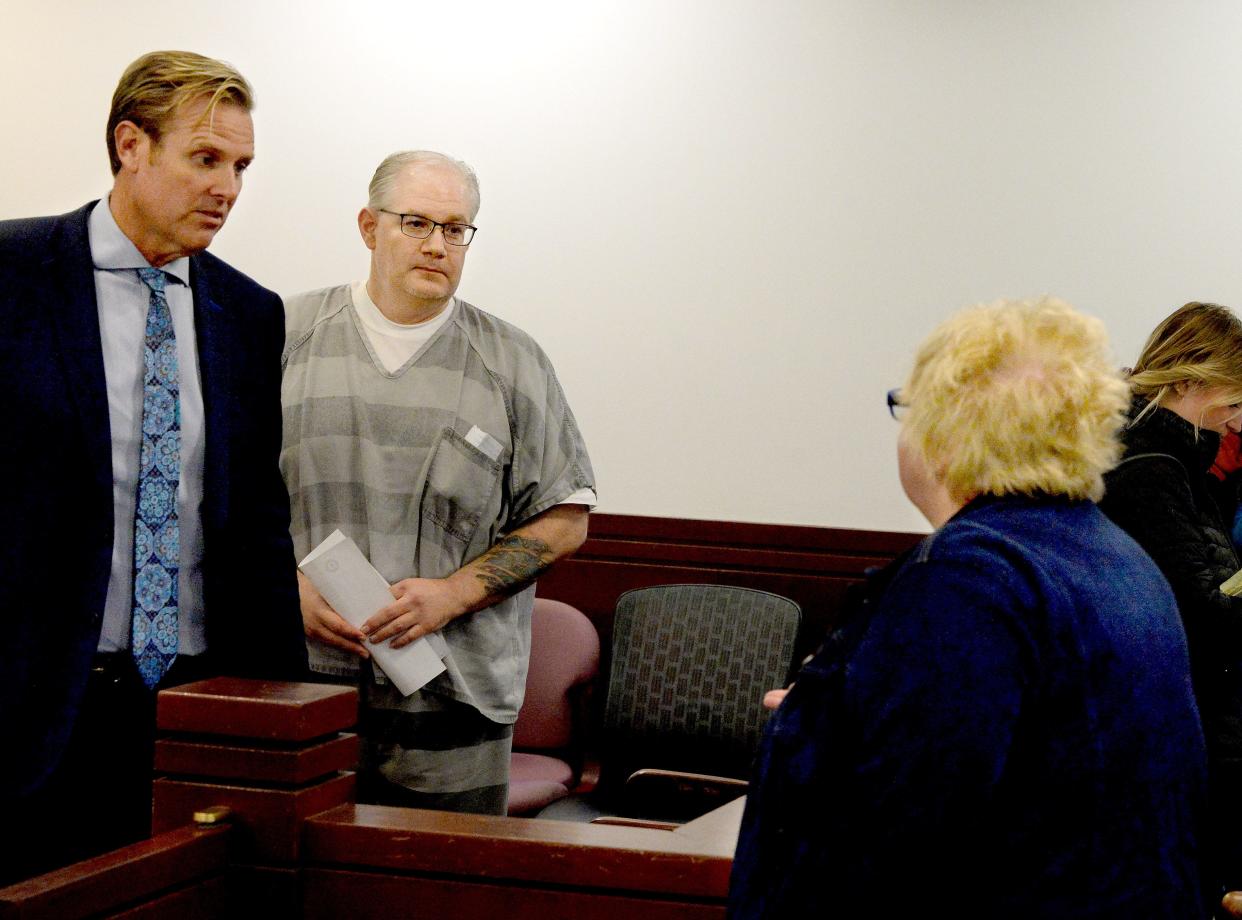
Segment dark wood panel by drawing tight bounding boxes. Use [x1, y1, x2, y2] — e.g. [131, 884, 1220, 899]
[222, 866, 301, 917]
[538, 512, 923, 661]
[154, 732, 359, 785]
[578, 537, 896, 573]
[152, 773, 356, 864]
[106, 876, 228, 919]
[303, 870, 724, 920]
[578, 514, 919, 554]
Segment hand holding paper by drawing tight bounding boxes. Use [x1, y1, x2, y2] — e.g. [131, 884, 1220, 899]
[364, 576, 469, 648]
[299, 530, 448, 696]
[299, 570, 369, 658]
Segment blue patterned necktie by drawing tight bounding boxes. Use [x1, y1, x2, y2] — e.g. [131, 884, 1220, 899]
[132, 267, 180, 688]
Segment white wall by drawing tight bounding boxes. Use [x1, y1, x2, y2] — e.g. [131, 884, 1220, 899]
[7, 0, 1242, 533]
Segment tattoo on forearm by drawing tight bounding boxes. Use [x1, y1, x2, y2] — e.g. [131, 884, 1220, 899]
[474, 535, 555, 597]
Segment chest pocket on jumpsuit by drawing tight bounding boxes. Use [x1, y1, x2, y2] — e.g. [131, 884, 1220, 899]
[417, 426, 503, 578]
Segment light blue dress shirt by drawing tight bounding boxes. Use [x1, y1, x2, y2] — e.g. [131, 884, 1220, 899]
[89, 199, 207, 656]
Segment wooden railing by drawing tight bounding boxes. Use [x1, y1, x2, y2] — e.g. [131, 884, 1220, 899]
[0, 678, 733, 918]
[2, 515, 912, 915]
[0, 825, 231, 919]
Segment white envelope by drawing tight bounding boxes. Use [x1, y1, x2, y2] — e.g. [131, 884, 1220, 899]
[299, 530, 447, 696]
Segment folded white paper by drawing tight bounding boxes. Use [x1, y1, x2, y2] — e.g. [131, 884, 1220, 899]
[299, 530, 447, 696]
[1224, 568, 1242, 597]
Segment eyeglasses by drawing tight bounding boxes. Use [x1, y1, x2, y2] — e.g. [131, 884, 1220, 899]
[886, 388, 909, 421]
[377, 209, 477, 246]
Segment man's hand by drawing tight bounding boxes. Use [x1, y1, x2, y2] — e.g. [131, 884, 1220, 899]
[361, 504, 590, 650]
[1223, 892, 1242, 918]
[298, 570, 369, 659]
[363, 577, 469, 649]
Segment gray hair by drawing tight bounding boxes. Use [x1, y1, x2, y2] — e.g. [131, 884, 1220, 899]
[367, 150, 481, 219]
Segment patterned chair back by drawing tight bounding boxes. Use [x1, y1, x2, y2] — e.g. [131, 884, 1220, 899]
[598, 584, 801, 799]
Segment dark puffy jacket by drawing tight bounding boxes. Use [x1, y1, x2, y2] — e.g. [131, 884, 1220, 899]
[1099, 396, 1242, 892]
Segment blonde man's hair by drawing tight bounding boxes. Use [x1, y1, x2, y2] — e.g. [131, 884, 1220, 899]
[1128, 302, 1242, 427]
[107, 50, 253, 175]
[367, 150, 481, 220]
[902, 297, 1129, 503]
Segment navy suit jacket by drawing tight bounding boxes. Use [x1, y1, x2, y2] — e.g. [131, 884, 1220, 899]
[0, 202, 307, 796]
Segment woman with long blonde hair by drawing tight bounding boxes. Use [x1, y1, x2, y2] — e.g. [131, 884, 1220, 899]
[1100, 301, 1242, 908]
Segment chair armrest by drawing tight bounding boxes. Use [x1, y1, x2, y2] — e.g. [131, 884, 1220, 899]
[619, 768, 748, 822]
[589, 815, 681, 831]
[625, 768, 748, 795]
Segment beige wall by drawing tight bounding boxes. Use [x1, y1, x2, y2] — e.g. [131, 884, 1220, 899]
[7, 0, 1242, 532]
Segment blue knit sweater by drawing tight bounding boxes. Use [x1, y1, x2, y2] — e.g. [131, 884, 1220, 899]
[728, 494, 1207, 919]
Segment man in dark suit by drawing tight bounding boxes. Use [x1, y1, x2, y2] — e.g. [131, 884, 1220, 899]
[0, 50, 306, 884]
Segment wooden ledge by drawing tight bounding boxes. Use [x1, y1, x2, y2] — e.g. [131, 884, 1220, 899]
[155, 731, 360, 784]
[0, 825, 228, 919]
[303, 805, 733, 898]
[157, 678, 358, 741]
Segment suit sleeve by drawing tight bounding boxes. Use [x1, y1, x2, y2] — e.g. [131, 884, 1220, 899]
[209, 285, 307, 679]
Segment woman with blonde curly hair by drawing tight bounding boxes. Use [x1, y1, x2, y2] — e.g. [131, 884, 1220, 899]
[729, 298, 1206, 919]
[1099, 301, 1242, 909]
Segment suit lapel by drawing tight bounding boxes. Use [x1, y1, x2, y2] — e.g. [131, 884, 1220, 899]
[191, 256, 232, 532]
[44, 203, 112, 498]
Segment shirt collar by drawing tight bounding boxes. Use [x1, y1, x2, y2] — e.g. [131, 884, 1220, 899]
[88, 196, 191, 287]
[351, 279, 456, 332]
